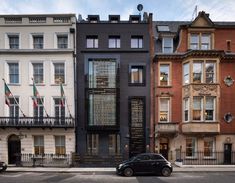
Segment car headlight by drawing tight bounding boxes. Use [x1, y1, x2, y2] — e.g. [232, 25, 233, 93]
[118, 163, 123, 169]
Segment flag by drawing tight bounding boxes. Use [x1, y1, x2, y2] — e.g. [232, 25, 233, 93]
[4, 81, 12, 106]
[60, 83, 65, 107]
[32, 80, 39, 107]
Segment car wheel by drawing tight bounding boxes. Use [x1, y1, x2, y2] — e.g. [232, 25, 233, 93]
[123, 167, 133, 177]
[161, 167, 171, 177]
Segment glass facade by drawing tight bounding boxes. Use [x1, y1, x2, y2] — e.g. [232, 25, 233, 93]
[87, 58, 117, 126]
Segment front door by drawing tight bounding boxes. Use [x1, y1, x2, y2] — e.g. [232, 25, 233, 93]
[224, 144, 232, 164]
[8, 134, 21, 164]
[160, 143, 168, 160]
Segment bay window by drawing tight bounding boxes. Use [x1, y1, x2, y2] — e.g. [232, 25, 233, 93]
[193, 97, 202, 121]
[183, 63, 189, 85]
[193, 62, 202, 83]
[184, 98, 189, 122]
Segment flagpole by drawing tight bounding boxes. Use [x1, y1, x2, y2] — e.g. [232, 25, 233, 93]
[31, 78, 50, 117]
[60, 81, 73, 118]
[2, 78, 26, 117]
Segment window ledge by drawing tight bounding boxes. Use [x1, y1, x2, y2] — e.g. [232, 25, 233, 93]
[185, 157, 198, 160]
[158, 85, 172, 88]
[128, 83, 146, 87]
[8, 83, 21, 86]
[29, 84, 45, 86]
[50, 84, 67, 86]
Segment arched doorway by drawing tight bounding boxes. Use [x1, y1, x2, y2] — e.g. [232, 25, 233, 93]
[8, 134, 21, 164]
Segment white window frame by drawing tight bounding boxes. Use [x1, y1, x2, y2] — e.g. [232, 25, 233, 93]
[54, 32, 69, 49]
[183, 62, 190, 85]
[186, 138, 197, 158]
[51, 61, 66, 85]
[183, 98, 190, 122]
[192, 97, 203, 121]
[5, 60, 21, 85]
[159, 97, 170, 122]
[29, 61, 45, 85]
[193, 62, 203, 84]
[162, 37, 173, 53]
[205, 97, 215, 122]
[203, 137, 215, 158]
[5, 33, 20, 49]
[159, 63, 170, 86]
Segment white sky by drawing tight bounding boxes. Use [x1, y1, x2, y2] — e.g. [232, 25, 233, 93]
[0, 0, 235, 21]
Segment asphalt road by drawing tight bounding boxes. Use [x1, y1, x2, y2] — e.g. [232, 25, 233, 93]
[0, 172, 234, 183]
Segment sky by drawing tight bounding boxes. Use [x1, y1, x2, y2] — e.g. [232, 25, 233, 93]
[0, 0, 235, 21]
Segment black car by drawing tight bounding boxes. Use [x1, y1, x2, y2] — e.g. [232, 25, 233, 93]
[116, 153, 172, 177]
[0, 162, 7, 172]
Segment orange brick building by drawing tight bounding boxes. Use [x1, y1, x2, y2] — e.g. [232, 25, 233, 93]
[152, 11, 235, 164]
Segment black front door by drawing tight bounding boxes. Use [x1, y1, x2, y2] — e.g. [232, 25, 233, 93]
[224, 144, 232, 164]
[160, 143, 168, 160]
[8, 135, 21, 164]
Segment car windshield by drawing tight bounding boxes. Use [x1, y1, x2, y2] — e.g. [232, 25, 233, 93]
[129, 156, 137, 161]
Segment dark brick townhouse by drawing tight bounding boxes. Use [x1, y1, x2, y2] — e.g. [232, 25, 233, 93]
[76, 14, 153, 166]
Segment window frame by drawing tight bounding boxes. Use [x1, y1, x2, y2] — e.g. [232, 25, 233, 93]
[53, 62, 65, 84]
[32, 62, 44, 84]
[57, 34, 68, 49]
[55, 136, 66, 155]
[159, 97, 170, 122]
[34, 135, 44, 155]
[183, 60, 217, 85]
[192, 96, 203, 121]
[108, 36, 120, 48]
[131, 36, 143, 48]
[183, 98, 190, 122]
[86, 35, 98, 48]
[159, 63, 171, 86]
[189, 33, 212, 50]
[162, 37, 173, 53]
[129, 64, 146, 86]
[8, 62, 19, 84]
[186, 138, 197, 158]
[8, 34, 20, 49]
[203, 137, 215, 158]
[33, 34, 44, 49]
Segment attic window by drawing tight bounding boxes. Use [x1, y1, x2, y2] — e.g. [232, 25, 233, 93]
[129, 16, 140, 23]
[88, 15, 100, 23]
[157, 26, 170, 32]
[109, 15, 120, 23]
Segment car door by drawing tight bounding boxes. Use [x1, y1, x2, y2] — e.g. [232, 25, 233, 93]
[151, 154, 165, 174]
[132, 154, 152, 174]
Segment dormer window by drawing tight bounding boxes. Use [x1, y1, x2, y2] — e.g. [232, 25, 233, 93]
[109, 15, 120, 23]
[190, 33, 211, 50]
[88, 15, 99, 23]
[162, 37, 173, 53]
[129, 15, 140, 23]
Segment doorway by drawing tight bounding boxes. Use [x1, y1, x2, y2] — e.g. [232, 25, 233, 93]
[160, 143, 169, 160]
[224, 144, 232, 164]
[8, 134, 21, 164]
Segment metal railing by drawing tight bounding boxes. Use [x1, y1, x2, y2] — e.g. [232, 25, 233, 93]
[19, 154, 71, 167]
[176, 151, 235, 165]
[0, 117, 74, 128]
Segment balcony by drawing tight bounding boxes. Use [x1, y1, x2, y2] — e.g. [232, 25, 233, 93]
[155, 122, 179, 135]
[0, 117, 75, 129]
[182, 122, 220, 134]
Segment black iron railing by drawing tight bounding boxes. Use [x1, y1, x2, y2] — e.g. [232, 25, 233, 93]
[176, 151, 235, 165]
[19, 153, 71, 167]
[0, 117, 74, 128]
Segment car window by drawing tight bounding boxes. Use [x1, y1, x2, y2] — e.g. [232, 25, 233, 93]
[152, 154, 164, 160]
[138, 155, 150, 161]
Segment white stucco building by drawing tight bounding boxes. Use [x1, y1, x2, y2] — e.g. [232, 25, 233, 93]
[0, 14, 76, 166]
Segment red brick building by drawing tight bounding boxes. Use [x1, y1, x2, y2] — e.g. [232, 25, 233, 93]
[152, 11, 235, 164]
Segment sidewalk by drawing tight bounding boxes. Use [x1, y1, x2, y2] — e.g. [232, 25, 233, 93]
[5, 165, 235, 173]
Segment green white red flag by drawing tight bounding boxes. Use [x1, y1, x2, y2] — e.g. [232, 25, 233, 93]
[60, 83, 65, 107]
[32, 79, 39, 107]
[4, 81, 12, 106]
